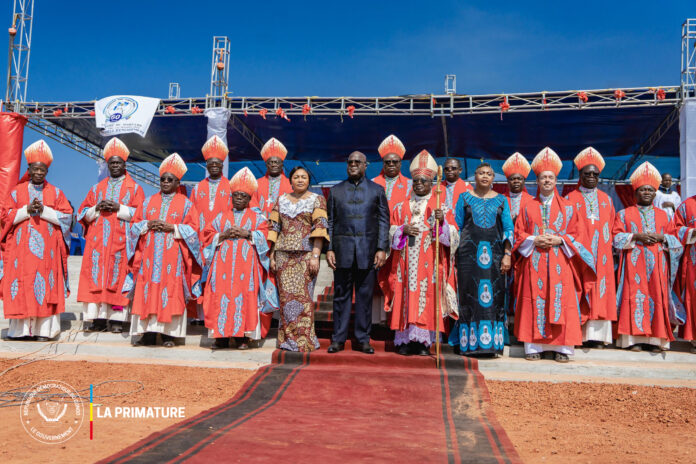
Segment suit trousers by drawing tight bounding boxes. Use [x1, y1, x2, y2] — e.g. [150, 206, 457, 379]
[332, 265, 376, 344]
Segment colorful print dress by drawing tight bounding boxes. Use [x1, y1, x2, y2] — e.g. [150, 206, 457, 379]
[449, 192, 514, 355]
[268, 192, 329, 352]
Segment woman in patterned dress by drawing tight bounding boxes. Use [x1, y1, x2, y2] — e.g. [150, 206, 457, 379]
[268, 167, 329, 352]
[449, 163, 514, 357]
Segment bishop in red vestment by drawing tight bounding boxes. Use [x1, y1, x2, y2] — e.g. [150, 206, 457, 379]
[502, 152, 533, 222]
[672, 195, 696, 352]
[188, 135, 232, 323]
[372, 135, 413, 323]
[502, 152, 533, 320]
[251, 138, 292, 218]
[513, 148, 595, 362]
[564, 147, 617, 347]
[201, 167, 278, 350]
[77, 137, 145, 333]
[1, 140, 73, 340]
[124, 154, 203, 347]
[613, 162, 683, 352]
[386, 150, 459, 356]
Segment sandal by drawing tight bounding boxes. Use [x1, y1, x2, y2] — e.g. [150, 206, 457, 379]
[554, 353, 570, 363]
[525, 353, 541, 361]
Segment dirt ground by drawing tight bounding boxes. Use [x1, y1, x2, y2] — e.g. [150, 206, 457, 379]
[1, 358, 695, 464]
[488, 380, 696, 464]
[0, 358, 254, 464]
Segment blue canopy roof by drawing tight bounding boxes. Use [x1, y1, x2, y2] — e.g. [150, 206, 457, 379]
[50, 103, 680, 183]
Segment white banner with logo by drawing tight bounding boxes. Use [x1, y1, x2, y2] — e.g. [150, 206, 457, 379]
[95, 95, 160, 137]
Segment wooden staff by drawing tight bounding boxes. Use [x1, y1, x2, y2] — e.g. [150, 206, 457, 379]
[434, 165, 443, 368]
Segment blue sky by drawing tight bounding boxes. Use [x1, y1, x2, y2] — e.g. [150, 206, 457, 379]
[3, 0, 694, 205]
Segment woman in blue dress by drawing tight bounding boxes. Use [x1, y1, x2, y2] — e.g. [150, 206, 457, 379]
[449, 163, 514, 357]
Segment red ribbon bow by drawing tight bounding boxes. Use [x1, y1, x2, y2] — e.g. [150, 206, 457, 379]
[259, 108, 268, 119]
[577, 91, 588, 103]
[302, 104, 311, 115]
[347, 105, 355, 118]
[656, 88, 666, 100]
[614, 89, 626, 100]
[165, 106, 176, 114]
[191, 106, 203, 114]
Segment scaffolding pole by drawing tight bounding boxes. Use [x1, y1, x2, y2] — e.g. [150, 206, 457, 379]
[682, 19, 696, 98]
[5, 0, 34, 103]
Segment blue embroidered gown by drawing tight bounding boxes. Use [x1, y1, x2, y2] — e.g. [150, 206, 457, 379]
[449, 192, 514, 355]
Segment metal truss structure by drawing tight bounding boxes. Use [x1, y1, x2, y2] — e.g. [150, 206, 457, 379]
[6, 85, 682, 120]
[210, 36, 230, 99]
[25, 117, 161, 187]
[5, 0, 33, 103]
[682, 18, 696, 98]
[445, 74, 456, 95]
[168, 82, 181, 99]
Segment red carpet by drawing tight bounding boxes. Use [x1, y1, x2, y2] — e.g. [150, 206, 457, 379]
[101, 341, 520, 463]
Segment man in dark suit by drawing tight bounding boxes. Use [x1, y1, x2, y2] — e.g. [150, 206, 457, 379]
[326, 151, 390, 354]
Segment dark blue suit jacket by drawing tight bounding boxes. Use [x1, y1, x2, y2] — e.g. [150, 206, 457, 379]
[327, 176, 390, 270]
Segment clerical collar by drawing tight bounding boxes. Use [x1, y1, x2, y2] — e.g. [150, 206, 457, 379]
[161, 192, 176, 199]
[509, 191, 522, 198]
[637, 204, 653, 211]
[385, 175, 398, 182]
[539, 192, 554, 204]
[659, 185, 672, 194]
[208, 177, 221, 184]
[109, 174, 126, 183]
[578, 185, 596, 193]
[413, 192, 431, 201]
[446, 180, 456, 186]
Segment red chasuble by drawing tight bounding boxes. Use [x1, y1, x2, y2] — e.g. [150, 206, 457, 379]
[201, 207, 278, 338]
[613, 205, 683, 341]
[126, 193, 202, 323]
[673, 196, 696, 341]
[373, 172, 413, 303]
[251, 174, 292, 218]
[385, 195, 459, 333]
[565, 188, 617, 322]
[1, 181, 73, 318]
[439, 178, 472, 210]
[189, 177, 232, 232]
[372, 172, 412, 212]
[77, 174, 145, 306]
[512, 192, 595, 346]
[504, 190, 533, 222]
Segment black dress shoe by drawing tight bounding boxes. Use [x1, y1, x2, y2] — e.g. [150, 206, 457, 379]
[109, 321, 124, 333]
[132, 332, 156, 346]
[359, 342, 375, 354]
[416, 343, 431, 356]
[211, 338, 230, 350]
[327, 342, 344, 353]
[85, 320, 107, 332]
[396, 344, 411, 356]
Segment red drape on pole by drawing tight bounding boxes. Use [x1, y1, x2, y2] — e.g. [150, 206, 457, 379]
[0, 112, 27, 208]
[615, 185, 635, 209]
